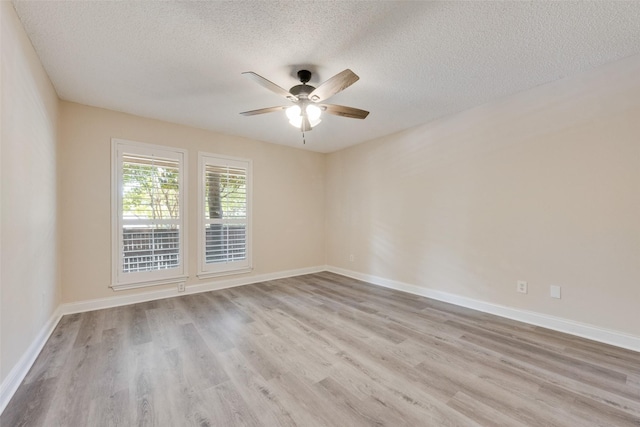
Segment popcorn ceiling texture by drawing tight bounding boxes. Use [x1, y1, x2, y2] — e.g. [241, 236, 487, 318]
[11, 1, 640, 152]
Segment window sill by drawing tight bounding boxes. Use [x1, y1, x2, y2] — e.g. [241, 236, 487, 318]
[196, 267, 253, 280]
[110, 276, 188, 291]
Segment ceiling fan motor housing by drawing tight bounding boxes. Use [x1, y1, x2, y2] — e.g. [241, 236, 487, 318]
[297, 69, 312, 84]
[290, 70, 315, 99]
[289, 84, 315, 98]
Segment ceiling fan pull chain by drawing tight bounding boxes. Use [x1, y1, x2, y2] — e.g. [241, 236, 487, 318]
[302, 130, 306, 144]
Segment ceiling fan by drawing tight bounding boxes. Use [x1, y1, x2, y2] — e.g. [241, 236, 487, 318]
[240, 69, 369, 132]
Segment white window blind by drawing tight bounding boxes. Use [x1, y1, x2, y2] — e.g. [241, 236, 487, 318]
[199, 154, 251, 276]
[112, 140, 187, 290]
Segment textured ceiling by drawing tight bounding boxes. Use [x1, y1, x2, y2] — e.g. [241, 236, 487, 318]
[12, 1, 640, 153]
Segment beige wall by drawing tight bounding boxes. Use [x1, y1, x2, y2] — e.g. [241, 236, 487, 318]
[58, 102, 325, 302]
[326, 54, 640, 336]
[1, 2, 60, 382]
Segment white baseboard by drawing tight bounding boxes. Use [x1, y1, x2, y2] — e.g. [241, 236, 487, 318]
[325, 266, 640, 353]
[59, 265, 326, 315]
[0, 306, 64, 414]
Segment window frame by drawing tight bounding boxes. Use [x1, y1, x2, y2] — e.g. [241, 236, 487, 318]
[111, 138, 188, 290]
[197, 152, 252, 278]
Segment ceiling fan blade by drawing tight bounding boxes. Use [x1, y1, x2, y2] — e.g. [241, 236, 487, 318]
[308, 69, 359, 102]
[242, 72, 297, 100]
[321, 104, 369, 119]
[239, 106, 287, 116]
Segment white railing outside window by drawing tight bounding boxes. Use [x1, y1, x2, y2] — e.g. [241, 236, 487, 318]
[112, 139, 187, 290]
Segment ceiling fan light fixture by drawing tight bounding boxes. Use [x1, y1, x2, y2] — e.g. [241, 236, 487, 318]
[306, 104, 322, 121]
[286, 105, 321, 128]
[285, 105, 301, 121]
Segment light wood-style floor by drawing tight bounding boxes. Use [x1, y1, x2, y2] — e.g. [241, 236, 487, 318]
[3, 272, 639, 426]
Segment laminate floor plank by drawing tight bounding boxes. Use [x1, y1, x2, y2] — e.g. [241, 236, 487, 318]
[129, 303, 152, 346]
[563, 345, 640, 374]
[265, 376, 331, 427]
[460, 330, 640, 404]
[447, 391, 530, 427]
[206, 381, 261, 427]
[233, 334, 289, 382]
[324, 358, 476, 427]
[174, 294, 237, 353]
[3, 272, 639, 426]
[310, 297, 408, 345]
[227, 296, 289, 334]
[442, 314, 568, 354]
[310, 275, 431, 311]
[461, 338, 640, 419]
[144, 307, 182, 353]
[72, 309, 105, 349]
[313, 376, 411, 427]
[158, 296, 193, 326]
[175, 323, 229, 389]
[102, 305, 133, 333]
[129, 342, 162, 427]
[450, 319, 630, 384]
[87, 388, 130, 427]
[21, 313, 82, 385]
[262, 295, 329, 332]
[41, 343, 100, 426]
[534, 383, 640, 427]
[157, 347, 217, 426]
[249, 323, 328, 385]
[217, 348, 300, 427]
[629, 374, 640, 389]
[91, 328, 129, 400]
[316, 332, 482, 425]
[0, 378, 58, 427]
[400, 336, 542, 398]
[230, 285, 285, 310]
[269, 308, 343, 356]
[267, 309, 338, 366]
[414, 358, 571, 427]
[205, 292, 255, 324]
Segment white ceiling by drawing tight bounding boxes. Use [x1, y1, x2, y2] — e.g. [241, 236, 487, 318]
[12, 1, 640, 153]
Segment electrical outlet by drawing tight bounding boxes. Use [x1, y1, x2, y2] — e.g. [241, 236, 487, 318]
[550, 285, 561, 299]
[178, 282, 185, 292]
[517, 280, 528, 294]
[349, 254, 354, 262]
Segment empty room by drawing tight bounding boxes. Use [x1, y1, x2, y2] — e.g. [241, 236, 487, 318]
[1, 1, 639, 426]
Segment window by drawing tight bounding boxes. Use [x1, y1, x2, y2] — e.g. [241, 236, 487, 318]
[112, 139, 187, 290]
[198, 153, 252, 277]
